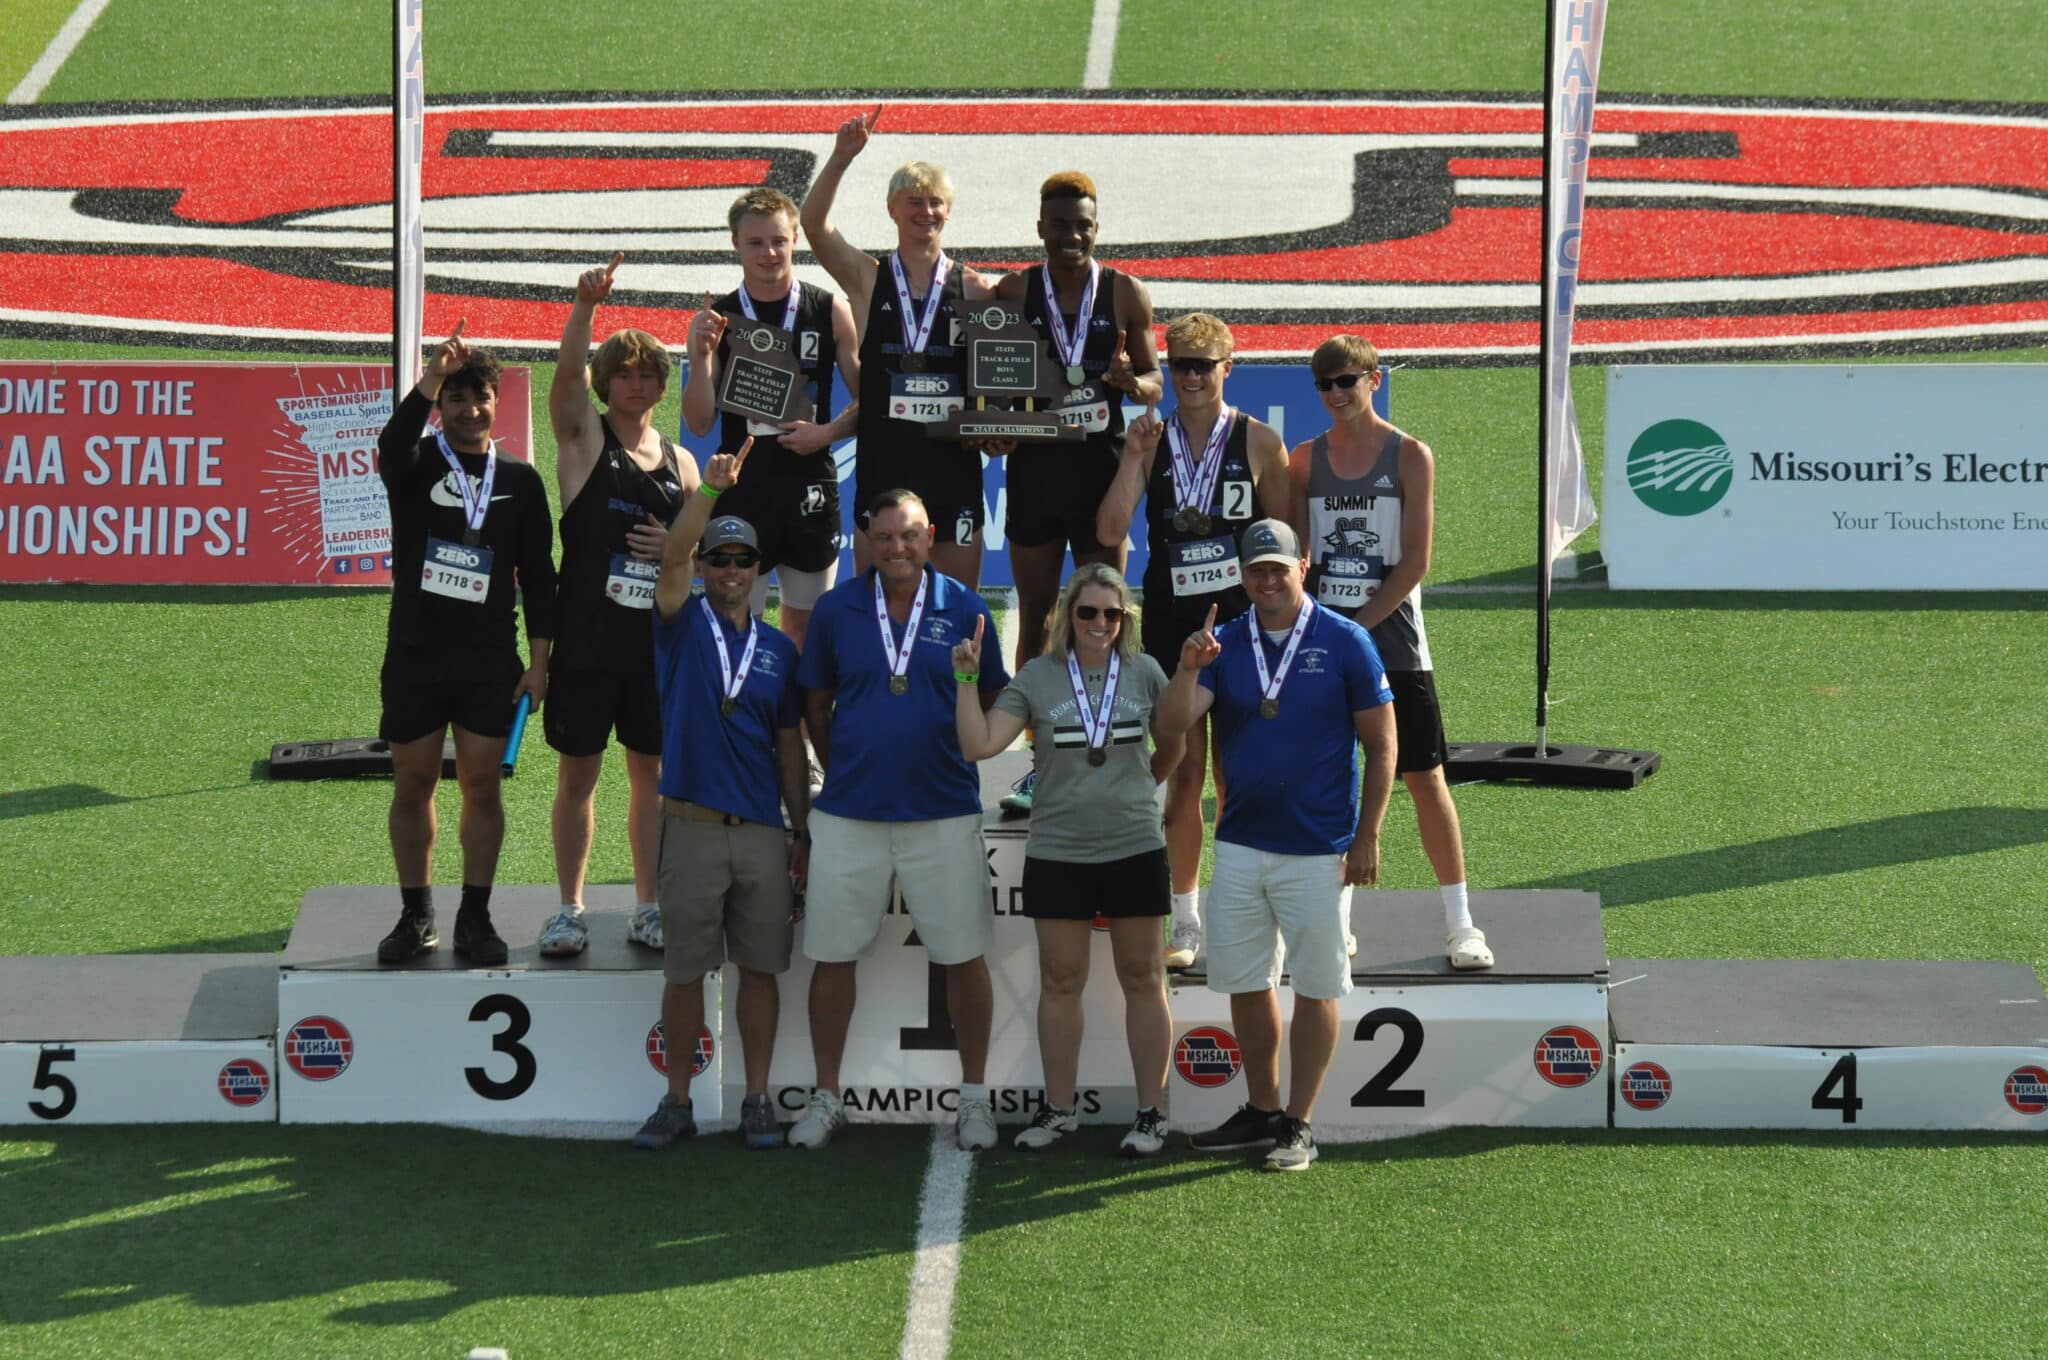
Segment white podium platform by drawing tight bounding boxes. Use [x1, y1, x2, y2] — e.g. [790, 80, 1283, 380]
[276, 886, 710, 1129]
[1609, 958, 2048, 1131]
[0, 954, 278, 1125]
[1170, 889, 1611, 1133]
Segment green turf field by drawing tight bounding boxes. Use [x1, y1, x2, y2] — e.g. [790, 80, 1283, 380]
[3, 3, 2045, 1357]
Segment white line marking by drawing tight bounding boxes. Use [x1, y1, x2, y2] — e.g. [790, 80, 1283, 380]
[899, 1126, 974, 1360]
[1610, 973, 1648, 989]
[6, 0, 114, 105]
[1081, 0, 1121, 89]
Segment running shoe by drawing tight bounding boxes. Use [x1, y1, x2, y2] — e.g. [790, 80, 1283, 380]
[631, 1093, 696, 1149]
[739, 1092, 786, 1150]
[1012, 1104, 1077, 1150]
[375, 907, 437, 964]
[627, 902, 665, 950]
[452, 906, 508, 967]
[1163, 920, 1201, 970]
[788, 1089, 847, 1150]
[1264, 1116, 1318, 1172]
[537, 908, 588, 958]
[1190, 1103, 1285, 1151]
[956, 1094, 999, 1151]
[1000, 770, 1037, 814]
[1119, 1106, 1169, 1158]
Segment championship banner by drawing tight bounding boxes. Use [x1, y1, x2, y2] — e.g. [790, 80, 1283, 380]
[0, 362, 531, 586]
[392, 0, 426, 394]
[1541, 0, 1604, 568]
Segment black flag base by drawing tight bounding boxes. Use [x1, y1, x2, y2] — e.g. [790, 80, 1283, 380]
[266, 738, 458, 780]
[1444, 741, 1661, 790]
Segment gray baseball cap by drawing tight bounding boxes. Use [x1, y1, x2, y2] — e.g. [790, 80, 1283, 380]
[1240, 518, 1304, 568]
[699, 514, 759, 554]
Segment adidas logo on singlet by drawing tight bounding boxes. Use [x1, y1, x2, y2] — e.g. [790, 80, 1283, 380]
[1374, 474, 1395, 489]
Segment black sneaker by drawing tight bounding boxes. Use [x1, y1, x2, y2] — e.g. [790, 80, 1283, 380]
[1189, 1103, 1284, 1152]
[452, 907, 508, 967]
[1264, 1116, 1318, 1172]
[376, 908, 437, 964]
[632, 1094, 696, 1150]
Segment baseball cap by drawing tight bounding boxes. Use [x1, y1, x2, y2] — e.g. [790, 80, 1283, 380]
[699, 515, 759, 553]
[1240, 518, 1303, 568]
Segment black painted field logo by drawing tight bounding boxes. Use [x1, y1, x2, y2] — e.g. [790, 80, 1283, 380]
[0, 95, 2042, 359]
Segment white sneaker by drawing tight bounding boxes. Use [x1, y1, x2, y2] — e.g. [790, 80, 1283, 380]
[1344, 931, 1358, 958]
[1447, 926, 1495, 971]
[537, 908, 588, 958]
[788, 1089, 847, 1150]
[1012, 1104, 1077, 1150]
[1163, 920, 1201, 970]
[956, 1094, 998, 1151]
[1120, 1106, 1169, 1158]
[627, 902, 664, 951]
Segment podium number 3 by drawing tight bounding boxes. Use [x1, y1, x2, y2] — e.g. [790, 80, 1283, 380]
[466, 995, 537, 1100]
[28, 1046, 77, 1120]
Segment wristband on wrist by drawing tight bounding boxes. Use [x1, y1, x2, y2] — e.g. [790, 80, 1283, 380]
[698, 482, 722, 499]
[954, 671, 979, 684]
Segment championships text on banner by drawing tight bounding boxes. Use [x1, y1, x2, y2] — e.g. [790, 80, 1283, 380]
[0, 362, 531, 586]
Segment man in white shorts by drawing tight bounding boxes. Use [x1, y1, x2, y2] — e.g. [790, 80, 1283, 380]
[1155, 519, 1397, 1171]
[792, 489, 1010, 1151]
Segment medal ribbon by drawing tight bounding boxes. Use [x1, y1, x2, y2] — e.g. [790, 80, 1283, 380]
[873, 568, 931, 689]
[1249, 601, 1315, 708]
[889, 251, 951, 358]
[1166, 406, 1232, 515]
[434, 428, 498, 537]
[1065, 648, 1121, 759]
[701, 595, 758, 711]
[1039, 261, 1100, 372]
[736, 283, 801, 335]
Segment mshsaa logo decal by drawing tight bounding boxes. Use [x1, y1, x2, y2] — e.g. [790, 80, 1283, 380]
[283, 1015, 354, 1081]
[217, 1057, 272, 1107]
[1618, 1060, 1672, 1111]
[1533, 1025, 1604, 1088]
[1173, 1026, 1244, 1088]
[2004, 1065, 2048, 1115]
[645, 1021, 715, 1078]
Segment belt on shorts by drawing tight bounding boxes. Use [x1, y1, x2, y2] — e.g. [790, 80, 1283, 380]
[663, 797, 752, 827]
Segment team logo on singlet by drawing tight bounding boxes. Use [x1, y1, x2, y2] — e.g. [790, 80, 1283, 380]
[1323, 518, 1380, 553]
[4, 97, 2042, 360]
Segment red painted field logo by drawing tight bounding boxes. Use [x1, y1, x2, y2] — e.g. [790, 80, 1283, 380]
[283, 1016, 354, 1081]
[2004, 1065, 2048, 1115]
[645, 1021, 714, 1078]
[0, 97, 2042, 359]
[216, 1057, 271, 1107]
[1618, 1060, 1672, 1111]
[1173, 1026, 1243, 1088]
[1534, 1025, 1604, 1087]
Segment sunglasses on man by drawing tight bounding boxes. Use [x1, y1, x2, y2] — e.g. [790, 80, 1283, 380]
[700, 550, 760, 570]
[1313, 370, 1377, 392]
[1167, 356, 1223, 376]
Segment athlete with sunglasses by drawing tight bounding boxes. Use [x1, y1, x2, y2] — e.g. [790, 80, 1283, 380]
[952, 563, 1178, 1156]
[1290, 335, 1492, 971]
[636, 439, 814, 1151]
[1096, 313, 1291, 971]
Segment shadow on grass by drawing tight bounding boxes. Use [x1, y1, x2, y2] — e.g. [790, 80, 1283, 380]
[0, 781, 262, 821]
[1505, 806, 2048, 907]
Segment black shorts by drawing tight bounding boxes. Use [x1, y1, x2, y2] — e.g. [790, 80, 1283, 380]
[1022, 847, 1170, 921]
[379, 645, 523, 743]
[855, 440, 985, 547]
[543, 665, 664, 757]
[1005, 444, 1118, 551]
[1384, 669, 1449, 774]
[1138, 586, 1250, 675]
[714, 451, 841, 573]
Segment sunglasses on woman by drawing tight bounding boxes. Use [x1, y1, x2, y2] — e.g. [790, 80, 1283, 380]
[701, 551, 759, 569]
[1073, 604, 1126, 621]
[1313, 370, 1376, 391]
[1167, 356, 1222, 376]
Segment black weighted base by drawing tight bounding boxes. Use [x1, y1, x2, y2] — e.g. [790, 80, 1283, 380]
[266, 737, 457, 780]
[1444, 741, 1661, 789]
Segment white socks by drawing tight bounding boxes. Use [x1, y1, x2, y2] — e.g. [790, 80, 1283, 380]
[1442, 882, 1472, 934]
[1171, 889, 1201, 929]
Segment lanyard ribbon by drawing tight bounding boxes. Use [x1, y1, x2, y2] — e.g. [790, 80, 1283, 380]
[889, 251, 951, 357]
[1166, 407, 1231, 514]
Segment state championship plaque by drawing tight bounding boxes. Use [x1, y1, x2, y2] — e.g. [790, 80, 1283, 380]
[717, 316, 814, 428]
[939, 302, 1079, 443]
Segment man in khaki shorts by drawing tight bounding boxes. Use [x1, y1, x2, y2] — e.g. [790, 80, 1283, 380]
[793, 489, 1011, 1151]
[635, 439, 812, 1151]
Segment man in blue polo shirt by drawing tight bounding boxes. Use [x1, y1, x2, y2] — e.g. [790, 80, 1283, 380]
[633, 439, 812, 1153]
[791, 488, 1010, 1152]
[1156, 518, 1396, 1171]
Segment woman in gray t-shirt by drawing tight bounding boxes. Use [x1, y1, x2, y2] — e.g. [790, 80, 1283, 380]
[954, 563, 1181, 1156]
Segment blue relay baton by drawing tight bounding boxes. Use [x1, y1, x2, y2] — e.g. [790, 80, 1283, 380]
[501, 693, 533, 775]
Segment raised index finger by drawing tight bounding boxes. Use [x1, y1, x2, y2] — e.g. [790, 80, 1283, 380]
[604, 252, 624, 279]
[448, 318, 467, 342]
[1203, 602, 1218, 630]
[973, 614, 985, 645]
[868, 103, 884, 131]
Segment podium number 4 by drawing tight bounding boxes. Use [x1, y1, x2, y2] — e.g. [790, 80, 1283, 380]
[1811, 1053, 1863, 1124]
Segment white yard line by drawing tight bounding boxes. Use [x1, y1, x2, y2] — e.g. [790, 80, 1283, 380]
[1081, 0, 1122, 90]
[6, 0, 113, 105]
[898, 1126, 975, 1360]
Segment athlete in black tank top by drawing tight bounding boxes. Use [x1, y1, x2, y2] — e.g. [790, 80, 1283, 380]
[553, 416, 684, 671]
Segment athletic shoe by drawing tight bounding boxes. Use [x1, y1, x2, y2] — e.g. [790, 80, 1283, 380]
[375, 907, 437, 964]
[1163, 920, 1201, 970]
[1119, 1106, 1169, 1158]
[1190, 1103, 1284, 1152]
[452, 907, 509, 967]
[956, 1094, 998, 1151]
[1264, 1116, 1318, 1172]
[1000, 771, 1036, 815]
[537, 908, 588, 958]
[739, 1092, 785, 1150]
[627, 902, 665, 951]
[631, 1093, 696, 1149]
[1012, 1104, 1077, 1150]
[1447, 926, 1495, 971]
[788, 1089, 847, 1150]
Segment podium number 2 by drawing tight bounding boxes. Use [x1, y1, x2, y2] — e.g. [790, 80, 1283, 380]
[466, 995, 537, 1100]
[28, 1047, 77, 1120]
[1811, 1053, 1863, 1124]
[1350, 1008, 1424, 1108]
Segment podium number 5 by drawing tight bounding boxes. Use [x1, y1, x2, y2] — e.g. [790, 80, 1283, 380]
[28, 1046, 77, 1120]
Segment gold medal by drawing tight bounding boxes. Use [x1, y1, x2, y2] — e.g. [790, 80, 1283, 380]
[1087, 747, 1107, 766]
[1260, 697, 1280, 720]
[720, 697, 736, 719]
[889, 674, 909, 696]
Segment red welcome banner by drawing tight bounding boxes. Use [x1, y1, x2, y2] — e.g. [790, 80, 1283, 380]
[0, 362, 531, 585]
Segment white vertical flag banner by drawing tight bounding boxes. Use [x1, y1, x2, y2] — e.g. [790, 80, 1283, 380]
[392, 0, 425, 397]
[1542, 0, 1604, 567]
